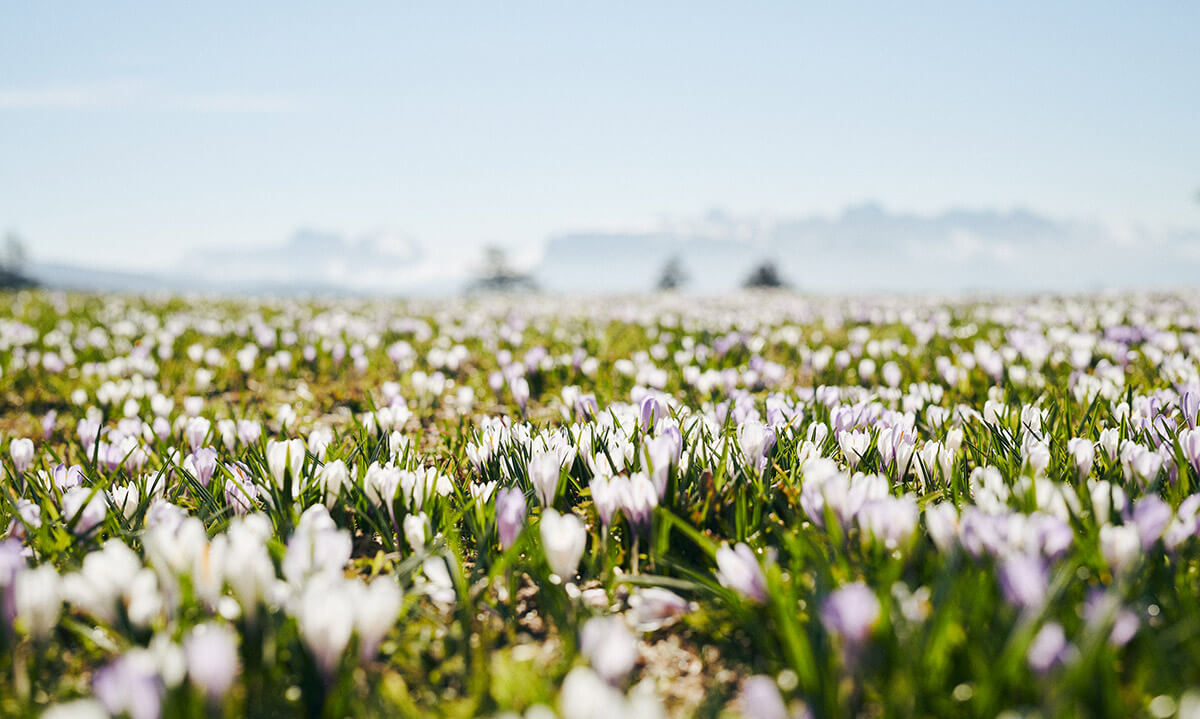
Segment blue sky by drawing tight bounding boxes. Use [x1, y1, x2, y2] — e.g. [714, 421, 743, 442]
[2, 2, 1198, 277]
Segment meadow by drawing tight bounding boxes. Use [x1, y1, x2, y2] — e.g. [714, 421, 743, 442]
[3, 289, 1200, 718]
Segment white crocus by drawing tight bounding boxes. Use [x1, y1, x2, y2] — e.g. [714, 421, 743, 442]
[540, 509, 587, 580]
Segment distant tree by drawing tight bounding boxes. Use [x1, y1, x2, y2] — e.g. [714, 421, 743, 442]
[0, 231, 35, 289]
[742, 260, 787, 289]
[656, 255, 688, 291]
[469, 244, 536, 293]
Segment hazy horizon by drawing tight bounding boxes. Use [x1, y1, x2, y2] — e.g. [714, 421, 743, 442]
[3, 2, 1199, 292]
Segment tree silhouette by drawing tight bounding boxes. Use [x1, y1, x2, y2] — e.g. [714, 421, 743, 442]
[656, 255, 688, 290]
[468, 245, 536, 293]
[742, 260, 787, 289]
[0, 231, 36, 289]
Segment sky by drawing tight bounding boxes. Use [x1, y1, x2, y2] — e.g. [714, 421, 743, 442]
[2, 2, 1198, 282]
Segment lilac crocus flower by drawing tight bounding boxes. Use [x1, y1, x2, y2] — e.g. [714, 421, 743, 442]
[1083, 591, 1139, 647]
[1027, 622, 1069, 675]
[184, 448, 219, 487]
[224, 463, 260, 516]
[496, 488, 527, 549]
[41, 410, 57, 440]
[1132, 495, 1172, 549]
[51, 463, 84, 491]
[997, 554, 1048, 610]
[738, 676, 791, 719]
[1182, 390, 1200, 430]
[715, 543, 767, 603]
[820, 582, 881, 647]
[626, 587, 690, 632]
[93, 653, 164, 719]
[184, 623, 239, 700]
[639, 395, 663, 433]
[619, 473, 658, 530]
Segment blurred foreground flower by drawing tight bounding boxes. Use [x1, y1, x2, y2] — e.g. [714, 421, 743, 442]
[184, 623, 239, 700]
[821, 582, 880, 649]
[715, 543, 767, 602]
[580, 615, 638, 683]
[541, 509, 587, 579]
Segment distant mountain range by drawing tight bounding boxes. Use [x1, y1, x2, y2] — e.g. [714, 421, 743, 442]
[535, 203, 1200, 293]
[25, 203, 1200, 296]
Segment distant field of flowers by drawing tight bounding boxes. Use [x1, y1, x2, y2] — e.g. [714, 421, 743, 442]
[5, 290, 1200, 718]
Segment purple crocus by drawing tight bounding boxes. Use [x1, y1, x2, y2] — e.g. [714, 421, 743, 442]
[93, 653, 164, 719]
[715, 543, 767, 603]
[1027, 622, 1069, 675]
[738, 676, 792, 719]
[820, 582, 881, 647]
[639, 395, 663, 433]
[997, 554, 1049, 610]
[51, 463, 84, 491]
[495, 487, 527, 549]
[41, 410, 57, 440]
[1131, 495, 1172, 549]
[185, 448, 219, 487]
[1182, 389, 1200, 429]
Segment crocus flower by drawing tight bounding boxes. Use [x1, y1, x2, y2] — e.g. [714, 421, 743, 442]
[626, 587, 690, 632]
[14, 564, 59, 639]
[295, 578, 356, 679]
[997, 554, 1049, 610]
[1132, 495, 1172, 549]
[224, 463, 260, 516]
[559, 666, 627, 719]
[41, 410, 57, 440]
[1066, 437, 1095, 478]
[51, 463, 85, 491]
[9, 438, 34, 473]
[580, 615, 638, 684]
[1099, 524, 1141, 574]
[62, 488, 107, 535]
[838, 430, 870, 470]
[93, 652, 164, 719]
[266, 438, 306, 495]
[1027, 622, 1069, 675]
[318, 459, 349, 507]
[620, 473, 658, 530]
[528, 451, 563, 507]
[354, 578, 403, 662]
[184, 417, 210, 452]
[403, 512, 429, 551]
[737, 420, 776, 472]
[924, 502, 960, 554]
[183, 448, 218, 487]
[540, 509, 587, 579]
[738, 676, 790, 719]
[820, 582, 881, 647]
[184, 623, 239, 700]
[495, 487, 527, 549]
[715, 543, 767, 603]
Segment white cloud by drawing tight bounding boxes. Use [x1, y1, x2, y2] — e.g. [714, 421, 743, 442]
[170, 93, 302, 113]
[0, 81, 144, 109]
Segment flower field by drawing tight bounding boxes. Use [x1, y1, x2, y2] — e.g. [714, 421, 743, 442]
[4, 289, 1200, 718]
